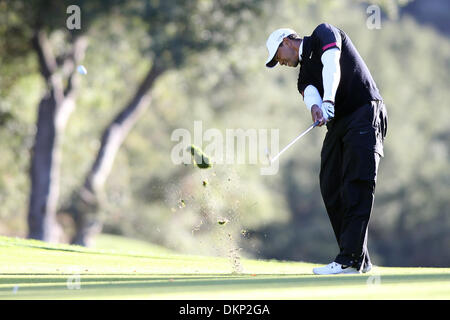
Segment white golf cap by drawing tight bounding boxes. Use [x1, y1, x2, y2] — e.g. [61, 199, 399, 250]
[265, 28, 297, 68]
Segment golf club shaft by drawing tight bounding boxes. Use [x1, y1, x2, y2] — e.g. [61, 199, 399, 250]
[270, 120, 320, 163]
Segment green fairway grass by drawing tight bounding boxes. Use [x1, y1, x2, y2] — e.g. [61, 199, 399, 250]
[0, 234, 449, 299]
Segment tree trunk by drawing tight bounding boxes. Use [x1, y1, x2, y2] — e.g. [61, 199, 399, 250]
[70, 63, 165, 246]
[27, 30, 86, 242]
[28, 93, 60, 241]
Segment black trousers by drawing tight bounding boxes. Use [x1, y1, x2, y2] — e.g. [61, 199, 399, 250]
[320, 100, 387, 270]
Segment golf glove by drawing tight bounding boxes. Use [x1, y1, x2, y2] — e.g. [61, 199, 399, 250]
[321, 101, 335, 121]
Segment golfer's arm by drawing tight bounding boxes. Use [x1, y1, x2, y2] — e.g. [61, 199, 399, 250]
[321, 48, 341, 102]
[303, 85, 322, 111]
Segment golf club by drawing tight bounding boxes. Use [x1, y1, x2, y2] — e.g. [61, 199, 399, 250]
[266, 120, 320, 164]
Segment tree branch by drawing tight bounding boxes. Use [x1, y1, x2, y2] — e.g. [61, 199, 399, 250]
[32, 28, 65, 105]
[32, 29, 58, 81]
[84, 62, 165, 193]
[64, 35, 88, 97]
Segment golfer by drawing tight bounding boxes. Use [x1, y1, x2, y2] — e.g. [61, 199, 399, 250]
[265, 23, 387, 274]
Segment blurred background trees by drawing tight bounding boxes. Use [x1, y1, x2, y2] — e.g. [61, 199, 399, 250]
[64, 0, 265, 247]
[2, 0, 120, 242]
[0, 0, 449, 267]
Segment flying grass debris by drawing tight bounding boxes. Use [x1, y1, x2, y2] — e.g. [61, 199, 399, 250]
[217, 218, 229, 225]
[187, 144, 212, 169]
[229, 247, 243, 274]
[192, 220, 203, 235]
[178, 199, 186, 209]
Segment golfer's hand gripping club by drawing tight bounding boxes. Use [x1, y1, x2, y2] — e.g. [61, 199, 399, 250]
[311, 104, 326, 126]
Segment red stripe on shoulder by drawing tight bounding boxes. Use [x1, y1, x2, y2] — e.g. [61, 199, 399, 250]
[322, 42, 337, 51]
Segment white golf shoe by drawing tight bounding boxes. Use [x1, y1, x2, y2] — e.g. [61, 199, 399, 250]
[313, 262, 361, 275]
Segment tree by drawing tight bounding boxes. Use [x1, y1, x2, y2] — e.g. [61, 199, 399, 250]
[4, 0, 120, 241]
[66, 0, 264, 246]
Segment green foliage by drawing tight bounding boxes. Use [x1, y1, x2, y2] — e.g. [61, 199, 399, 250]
[349, 0, 413, 19]
[115, 0, 263, 69]
[0, 0, 448, 266]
